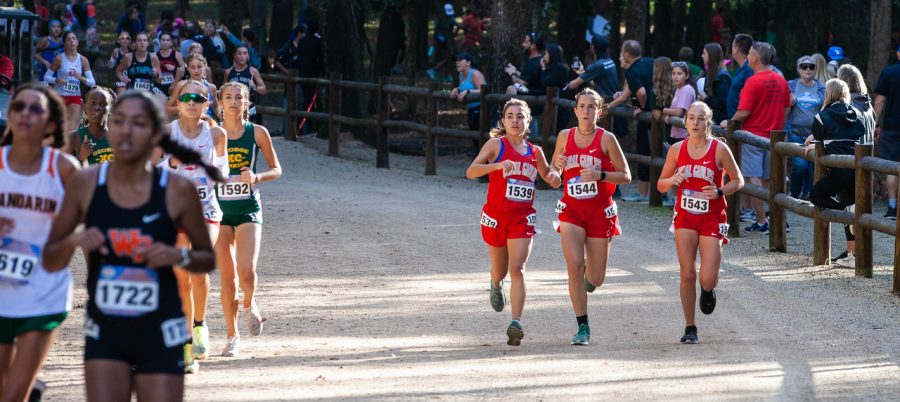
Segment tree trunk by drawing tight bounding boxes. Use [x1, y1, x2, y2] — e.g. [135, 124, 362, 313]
[321, 0, 367, 141]
[622, 0, 647, 45]
[557, 0, 591, 63]
[684, 0, 711, 60]
[486, 0, 534, 89]
[373, 4, 405, 79]
[609, 0, 623, 65]
[219, 0, 246, 41]
[406, 0, 430, 81]
[867, 0, 891, 87]
[176, 0, 190, 19]
[250, 0, 268, 60]
[672, 0, 687, 55]
[268, 0, 294, 50]
[651, 0, 673, 57]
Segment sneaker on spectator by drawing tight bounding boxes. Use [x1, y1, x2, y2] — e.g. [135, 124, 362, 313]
[612, 186, 622, 199]
[834, 252, 856, 268]
[662, 196, 675, 207]
[740, 209, 756, 222]
[885, 205, 897, 220]
[622, 192, 644, 202]
[744, 221, 769, 234]
[426, 68, 437, 80]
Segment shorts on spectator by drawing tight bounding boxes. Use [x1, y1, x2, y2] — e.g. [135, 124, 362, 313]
[740, 143, 770, 179]
[879, 130, 900, 162]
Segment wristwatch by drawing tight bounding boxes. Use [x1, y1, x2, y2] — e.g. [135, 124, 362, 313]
[716, 188, 724, 198]
[179, 247, 191, 267]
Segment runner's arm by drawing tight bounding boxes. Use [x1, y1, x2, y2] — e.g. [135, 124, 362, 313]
[43, 169, 96, 272]
[656, 142, 683, 192]
[549, 129, 569, 175]
[534, 146, 561, 188]
[251, 67, 267, 95]
[600, 132, 632, 184]
[714, 139, 744, 197]
[252, 124, 282, 184]
[465, 138, 503, 178]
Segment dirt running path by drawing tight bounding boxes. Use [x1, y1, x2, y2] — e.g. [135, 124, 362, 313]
[40, 136, 900, 401]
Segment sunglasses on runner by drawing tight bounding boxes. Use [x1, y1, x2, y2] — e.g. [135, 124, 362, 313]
[8, 101, 47, 116]
[178, 93, 208, 104]
[799, 64, 815, 70]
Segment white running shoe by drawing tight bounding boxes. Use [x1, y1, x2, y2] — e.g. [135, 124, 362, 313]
[184, 344, 200, 374]
[192, 325, 210, 360]
[245, 305, 265, 337]
[834, 252, 856, 268]
[221, 336, 241, 357]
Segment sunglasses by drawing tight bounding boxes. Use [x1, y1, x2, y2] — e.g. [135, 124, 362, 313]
[672, 61, 688, 67]
[799, 64, 815, 70]
[178, 93, 208, 104]
[9, 101, 47, 116]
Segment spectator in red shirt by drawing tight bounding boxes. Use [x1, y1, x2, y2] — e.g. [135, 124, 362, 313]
[729, 41, 791, 232]
[460, 9, 484, 51]
[711, 6, 724, 46]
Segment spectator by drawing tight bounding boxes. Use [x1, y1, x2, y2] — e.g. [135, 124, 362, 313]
[504, 33, 545, 96]
[836, 64, 875, 143]
[274, 25, 303, 74]
[785, 55, 825, 200]
[827, 46, 846, 69]
[609, 39, 655, 202]
[726, 42, 791, 233]
[711, 4, 725, 46]
[678, 46, 702, 81]
[699, 42, 731, 124]
[35, 0, 50, 19]
[651, 57, 674, 149]
[426, 3, 462, 80]
[116, 5, 144, 40]
[724, 33, 754, 123]
[566, 35, 625, 139]
[448, 51, 485, 131]
[811, 53, 834, 83]
[807, 79, 867, 267]
[222, 26, 261, 70]
[297, 22, 324, 133]
[154, 10, 180, 51]
[0, 54, 12, 91]
[540, 44, 572, 133]
[873, 46, 900, 218]
[194, 19, 226, 69]
[180, 21, 199, 56]
[664, 61, 697, 143]
[459, 9, 484, 52]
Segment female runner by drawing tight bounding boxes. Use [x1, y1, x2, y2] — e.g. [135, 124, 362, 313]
[116, 32, 161, 95]
[156, 32, 185, 96]
[167, 80, 229, 371]
[0, 83, 77, 402]
[465, 98, 560, 346]
[550, 88, 631, 346]
[45, 31, 95, 135]
[167, 53, 218, 119]
[35, 19, 65, 80]
[657, 101, 743, 344]
[68, 86, 116, 166]
[107, 31, 132, 93]
[43, 90, 219, 401]
[216, 82, 282, 356]
[223, 46, 266, 124]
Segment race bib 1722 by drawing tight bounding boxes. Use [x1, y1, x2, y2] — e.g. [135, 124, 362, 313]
[95, 265, 159, 317]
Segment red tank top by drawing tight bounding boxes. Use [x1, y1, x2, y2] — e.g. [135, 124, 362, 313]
[560, 128, 616, 207]
[674, 138, 726, 215]
[485, 136, 538, 212]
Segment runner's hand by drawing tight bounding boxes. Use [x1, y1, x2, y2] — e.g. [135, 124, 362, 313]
[143, 243, 182, 268]
[579, 168, 601, 182]
[552, 153, 566, 171]
[80, 136, 94, 161]
[78, 227, 108, 255]
[669, 172, 687, 187]
[0, 216, 14, 237]
[497, 160, 515, 173]
[240, 166, 256, 184]
[701, 185, 719, 199]
[546, 171, 562, 188]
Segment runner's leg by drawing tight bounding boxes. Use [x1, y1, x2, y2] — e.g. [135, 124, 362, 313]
[697, 236, 723, 292]
[506, 238, 533, 321]
[235, 222, 262, 310]
[675, 229, 700, 326]
[85, 360, 132, 402]
[216, 226, 239, 338]
[559, 222, 588, 316]
[134, 374, 184, 402]
[584, 237, 611, 289]
[487, 245, 509, 292]
[0, 330, 58, 402]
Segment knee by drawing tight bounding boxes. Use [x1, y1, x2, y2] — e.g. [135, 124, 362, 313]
[699, 275, 718, 290]
[680, 269, 697, 284]
[507, 264, 525, 280]
[237, 267, 257, 286]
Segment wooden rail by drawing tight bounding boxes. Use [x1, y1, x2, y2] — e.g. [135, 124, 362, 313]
[251, 72, 899, 294]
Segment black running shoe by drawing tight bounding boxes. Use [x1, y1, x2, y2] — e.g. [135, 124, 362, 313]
[831, 250, 848, 263]
[699, 288, 717, 315]
[680, 325, 698, 344]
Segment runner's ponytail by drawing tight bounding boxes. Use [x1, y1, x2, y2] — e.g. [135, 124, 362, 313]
[157, 134, 227, 182]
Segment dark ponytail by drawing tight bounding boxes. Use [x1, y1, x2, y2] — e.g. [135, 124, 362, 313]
[1, 82, 67, 148]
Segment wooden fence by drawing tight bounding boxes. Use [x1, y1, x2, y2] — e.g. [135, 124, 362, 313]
[255, 72, 900, 294]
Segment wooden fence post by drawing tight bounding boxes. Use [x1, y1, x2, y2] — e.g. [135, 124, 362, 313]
[854, 143, 873, 277]
[425, 82, 438, 176]
[726, 120, 742, 238]
[327, 72, 342, 157]
[542, 87, 559, 152]
[478, 84, 491, 149]
[286, 70, 298, 141]
[813, 142, 830, 265]
[769, 130, 787, 252]
[648, 117, 663, 207]
[375, 76, 389, 169]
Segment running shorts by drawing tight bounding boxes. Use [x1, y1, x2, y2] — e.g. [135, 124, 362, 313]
[0, 312, 68, 343]
[62, 95, 83, 106]
[220, 210, 262, 227]
[480, 207, 536, 248]
[672, 208, 730, 245]
[555, 199, 621, 238]
[83, 315, 188, 375]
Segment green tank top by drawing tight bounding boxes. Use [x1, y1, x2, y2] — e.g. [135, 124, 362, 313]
[218, 123, 261, 214]
[77, 126, 114, 165]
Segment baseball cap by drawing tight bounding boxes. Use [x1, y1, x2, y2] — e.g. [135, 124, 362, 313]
[455, 51, 474, 62]
[796, 55, 814, 67]
[828, 46, 844, 61]
[444, 3, 454, 16]
[590, 35, 608, 51]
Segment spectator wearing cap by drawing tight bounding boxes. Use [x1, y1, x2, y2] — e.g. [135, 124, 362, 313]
[427, 3, 463, 80]
[449, 52, 485, 131]
[585, 2, 611, 44]
[873, 46, 900, 218]
[726, 42, 791, 233]
[724, 33, 754, 123]
[828, 46, 845, 67]
[786, 55, 825, 200]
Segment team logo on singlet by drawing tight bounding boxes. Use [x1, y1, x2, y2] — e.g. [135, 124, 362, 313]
[107, 229, 154, 264]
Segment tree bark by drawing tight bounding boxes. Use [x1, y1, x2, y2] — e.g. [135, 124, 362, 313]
[321, 0, 367, 140]
[651, 0, 673, 57]
[250, 0, 268, 59]
[684, 0, 711, 60]
[622, 0, 647, 45]
[268, 0, 294, 50]
[867, 0, 891, 87]
[406, 0, 430, 78]
[486, 0, 534, 88]
[373, 4, 405, 79]
[557, 0, 591, 63]
[219, 0, 246, 40]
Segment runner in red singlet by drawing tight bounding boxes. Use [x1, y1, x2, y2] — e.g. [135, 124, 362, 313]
[658, 101, 744, 344]
[550, 89, 631, 346]
[465, 99, 560, 346]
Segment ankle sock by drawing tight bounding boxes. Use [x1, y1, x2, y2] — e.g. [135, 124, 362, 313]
[193, 320, 205, 328]
[890, 199, 897, 208]
[576, 315, 588, 326]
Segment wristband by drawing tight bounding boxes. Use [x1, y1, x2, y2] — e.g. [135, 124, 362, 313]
[600, 171, 607, 181]
[716, 188, 724, 198]
[179, 247, 191, 267]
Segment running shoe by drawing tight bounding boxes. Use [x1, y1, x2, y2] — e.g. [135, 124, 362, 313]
[489, 281, 505, 312]
[506, 320, 524, 346]
[570, 323, 590, 345]
[831, 250, 849, 263]
[621, 192, 644, 202]
[30, 379, 46, 402]
[739, 209, 756, 222]
[192, 325, 209, 360]
[680, 326, 698, 344]
[583, 275, 596, 293]
[184, 344, 199, 374]
[834, 252, 856, 268]
[245, 304, 265, 336]
[221, 336, 241, 357]
[744, 221, 769, 234]
[662, 196, 675, 208]
[426, 68, 437, 80]
[885, 205, 897, 220]
[699, 288, 717, 315]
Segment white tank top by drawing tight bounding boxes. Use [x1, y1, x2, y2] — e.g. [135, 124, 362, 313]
[0, 147, 73, 317]
[169, 120, 222, 222]
[55, 52, 83, 97]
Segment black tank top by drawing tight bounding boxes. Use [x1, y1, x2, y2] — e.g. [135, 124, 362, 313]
[227, 65, 258, 106]
[84, 164, 182, 329]
[127, 52, 155, 90]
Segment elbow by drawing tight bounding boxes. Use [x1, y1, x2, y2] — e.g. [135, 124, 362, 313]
[41, 250, 65, 272]
[619, 171, 632, 185]
[465, 166, 480, 179]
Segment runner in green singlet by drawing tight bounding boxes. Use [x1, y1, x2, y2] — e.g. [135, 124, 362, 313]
[67, 87, 116, 166]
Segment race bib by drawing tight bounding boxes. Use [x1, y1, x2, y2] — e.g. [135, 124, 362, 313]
[525, 213, 537, 226]
[115, 81, 125, 89]
[160, 73, 174, 85]
[505, 179, 534, 202]
[680, 189, 709, 214]
[134, 78, 152, 91]
[604, 203, 617, 219]
[193, 177, 210, 201]
[0, 238, 39, 285]
[217, 177, 253, 201]
[480, 212, 498, 229]
[555, 200, 567, 214]
[161, 317, 190, 348]
[718, 223, 730, 236]
[63, 78, 80, 93]
[95, 265, 159, 317]
[566, 176, 598, 199]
